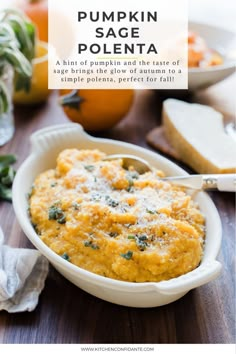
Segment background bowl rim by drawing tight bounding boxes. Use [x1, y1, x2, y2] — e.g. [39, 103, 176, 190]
[188, 20, 236, 73]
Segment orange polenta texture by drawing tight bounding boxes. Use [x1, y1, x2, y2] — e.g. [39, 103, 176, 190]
[29, 149, 205, 282]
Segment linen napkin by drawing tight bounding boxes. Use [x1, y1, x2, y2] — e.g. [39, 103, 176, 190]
[0, 227, 49, 313]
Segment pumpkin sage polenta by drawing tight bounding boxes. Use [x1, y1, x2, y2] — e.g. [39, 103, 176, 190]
[29, 149, 205, 282]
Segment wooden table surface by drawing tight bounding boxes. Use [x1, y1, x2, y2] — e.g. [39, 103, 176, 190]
[0, 81, 235, 344]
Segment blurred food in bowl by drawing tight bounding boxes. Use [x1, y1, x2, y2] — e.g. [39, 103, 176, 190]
[188, 31, 223, 68]
[14, 40, 50, 104]
[59, 89, 134, 131]
[188, 22, 235, 90]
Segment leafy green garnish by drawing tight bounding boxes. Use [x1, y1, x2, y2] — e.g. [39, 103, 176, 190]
[0, 154, 16, 168]
[91, 193, 101, 202]
[127, 235, 135, 239]
[127, 234, 148, 251]
[105, 195, 119, 207]
[84, 165, 95, 172]
[27, 184, 35, 200]
[61, 253, 70, 261]
[0, 154, 16, 202]
[48, 205, 66, 224]
[120, 250, 133, 260]
[84, 240, 100, 250]
[136, 235, 148, 251]
[0, 184, 12, 201]
[138, 235, 148, 241]
[128, 171, 139, 180]
[126, 177, 134, 192]
[146, 209, 156, 214]
[109, 232, 118, 238]
[72, 201, 80, 210]
[32, 223, 40, 235]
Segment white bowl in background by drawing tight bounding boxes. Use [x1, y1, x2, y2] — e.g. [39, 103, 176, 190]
[12, 124, 222, 307]
[188, 22, 236, 90]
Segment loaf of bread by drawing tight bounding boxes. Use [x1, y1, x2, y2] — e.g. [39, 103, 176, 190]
[163, 99, 236, 174]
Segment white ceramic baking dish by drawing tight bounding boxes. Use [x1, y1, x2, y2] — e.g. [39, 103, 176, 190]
[12, 123, 222, 307]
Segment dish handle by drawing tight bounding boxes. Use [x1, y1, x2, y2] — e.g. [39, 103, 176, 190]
[30, 123, 90, 154]
[154, 261, 222, 295]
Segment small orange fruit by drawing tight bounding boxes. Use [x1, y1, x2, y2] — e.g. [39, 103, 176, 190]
[17, 0, 48, 42]
[59, 89, 135, 131]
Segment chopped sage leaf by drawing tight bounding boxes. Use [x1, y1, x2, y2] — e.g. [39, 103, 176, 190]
[120, 250, 133, 260]
[48, 205, 66, 224]
[72, 202, 80, 210]
[126, 178, 134, 192]
[125, 224, 132, 228]
[127, 178, 134, 186]
[91, 244, 100, 250]
[136, 235, 148, 251]
[127, 235, 135, 240]
[136, 240, 147, 251]
[138, 235, 148, 241]
[61, 253, 70, 261]
[84, 165, 95, 172]
[146, 209, 155, 214]
[91, 193, 102, 202]
[105, 196, 119, 207]
[109, 232, 118, 238]
[32, 223, 40, 235]
[129, 171, 139, 180]
[84, 240, 99, 250]
[27, 184, 35, 199]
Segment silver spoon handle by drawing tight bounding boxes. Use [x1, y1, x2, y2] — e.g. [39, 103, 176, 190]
[203, 174, 236, 192]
